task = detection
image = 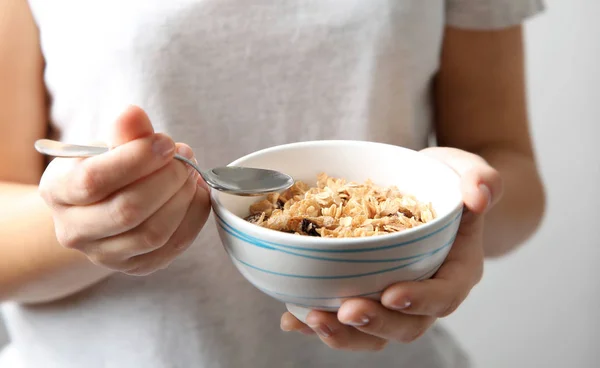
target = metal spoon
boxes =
[34,139,294,196]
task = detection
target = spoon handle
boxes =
[34,139,109,157]
[34,139,203,175]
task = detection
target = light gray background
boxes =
[1,0,598,366]
[444,0,600,367]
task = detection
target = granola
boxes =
[244,173,436,238]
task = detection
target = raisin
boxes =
[301,218,320,237]
[398,209,414,218]
[276,198,285,209]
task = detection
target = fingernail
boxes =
[152,134,175,157]
[389,299,411,311]
[343,315,370,327]
[479,184,493,210]
[309,324,332,338]
[177,145,194,159]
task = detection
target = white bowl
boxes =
[210,140,463,323]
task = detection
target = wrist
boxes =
[476,148,545,257]
[0,182,114,304]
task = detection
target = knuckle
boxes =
[55,223,85,250]
[139,225,170,251]
[122,256,157,276]
[110,197,143,229]
[86,248,129,270]
[87,251,114,268]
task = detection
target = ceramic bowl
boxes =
[210,140,462,322]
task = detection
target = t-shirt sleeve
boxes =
[446,0,545,30]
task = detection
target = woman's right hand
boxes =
[38,106,211,276]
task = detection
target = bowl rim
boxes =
[210,140,464,246]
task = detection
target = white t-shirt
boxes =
[1,1,543,367]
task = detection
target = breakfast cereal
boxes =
[244,173,435,238]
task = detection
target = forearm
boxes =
[433,26,546,257]
[475,147,545,258]
[0,182,113,304]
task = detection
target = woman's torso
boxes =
[1,1,470,367]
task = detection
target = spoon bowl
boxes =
[34,139,294,196]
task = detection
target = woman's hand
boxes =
[38,106,211,276]
[280,147,503,351]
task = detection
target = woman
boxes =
[0,0,546,367]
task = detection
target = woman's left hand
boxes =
[280,147,503,351]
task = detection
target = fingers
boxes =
[40,106,175,206]
[280,312,305,331]
[305,310,388,351]
[281,301,437,350]
[124,179,211,275]
[381,278,469,318]
[381,234,484,317]
[42,133,176,206]
[338,299,435,343]
[281,301,436,350]
[278,148,493,351]
[280,313,315,335]
[281,235,484,348]
[109,105,155,146]
[37,105,211,276]
[337,299,436,343]
[82,163,200,269]
[55,145,193,245]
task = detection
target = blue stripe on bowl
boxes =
[250,259,443,301]
[257,286,382,300]
[214,210,461,253]
[218,218,455,263]
[227,235,456,279]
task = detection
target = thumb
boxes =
[420,147,503,213]
[110,105,155,148]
